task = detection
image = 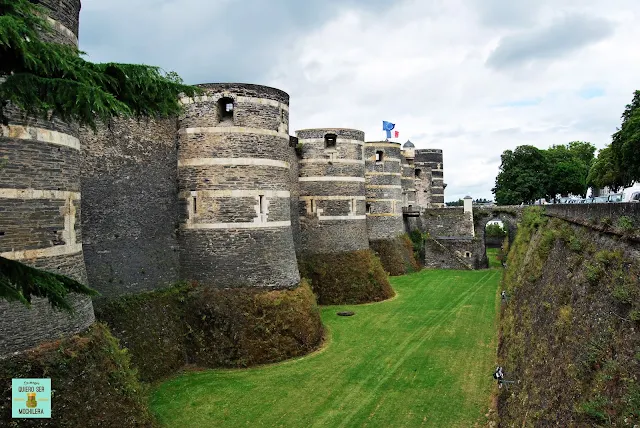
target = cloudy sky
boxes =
[79,0,640,201]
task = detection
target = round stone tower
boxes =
[177,83,299,288]
[295,128,369,253]
[415,149,445,207]
[364,141,405,240]
[0,0,95,356]
[401,141,417,209]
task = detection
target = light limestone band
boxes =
[298,138,364,146]
[1,243,83,260]
[180,95,289,112]
[46,17,78,46]
[299,177,365,182]
[178,158,290,169]
[298,159,364,165]
[1,125,80,150]
[300,215,367,221]
[180,190,290,198]
[182,221,291,230]
[367,185,403,189]
[365,143,401,148]
[366,213,403,217]
[180,127,289,139]
[0,189,80,200]
[299,195,366,201]
[366,172,402,176]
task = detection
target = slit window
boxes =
[218,97,234,123]
[324,133,337,149]
[375,151,384,162]
[415,169,422,178]
[366,202,372,214]
[259,195,265,214]
[351,198,357,215]
[310,199,316,214]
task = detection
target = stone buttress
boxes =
[0,0,94,356]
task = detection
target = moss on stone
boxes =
[0,323,156,427]
[370,235,420,276]
[498,207,640,426]
[186,280,323,368]
[94,284,191,382]
[298,249,394,305]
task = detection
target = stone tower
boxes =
[364,141,405,240]
[177,83,299,288]
[0,0,95,355]
[401,140,417,209]
[415,149,445,207]
[295,128,369,254]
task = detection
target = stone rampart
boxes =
[79,117,180,301]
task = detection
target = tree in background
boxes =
[587,145,626,192]
[0,0,199,310]
[611,90,640,186]
[446,199,464,207]
[492,145,549,205]
[485,223,507,238]
[545,142,595,201]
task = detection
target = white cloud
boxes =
[266,0,640,201]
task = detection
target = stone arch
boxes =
[472,207,522,269]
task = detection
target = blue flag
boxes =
[383,121,395,139]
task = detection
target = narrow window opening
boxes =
[259,195,265,214]
[217,97,234,123]
[465,252,471,258]
[0,231,5,236]
[351,198,357,215]
[324,133,337,149]
[193,195,197,214]
[310,199,316,214]
[375,151,384,162]
[415,168,422,178]
[366,202,372,214]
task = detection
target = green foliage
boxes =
[0,323,155,426]
[617,215,634,231]
[611,90,640,185]
[0,0,200,128]
[299,250,394,305]
[492,142,596,204]
[587,145,626,192]
[295,142,304,156]
[0,257,98,313]
[485,222,506,238]
[493,145,549,205]
[408,230,428,263]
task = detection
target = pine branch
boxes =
[0,256,99,313]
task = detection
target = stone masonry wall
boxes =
[365,142,405,240]
[79,117,180,301]
[296,128,369,254]
[0,0,94,355]
[421,208,474,238]
[34,0,80,46]
[415,149,444,207]
[177,83,300,288]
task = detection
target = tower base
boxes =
[369,235,421,276]
[298,249,394,305]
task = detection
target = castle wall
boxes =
[415,149,444,207]
[365,141,405,240]
[34,0,80,47]
[296,128,369,254]
[421,208,474,238]
[177,83,299,288]
[79,117,180,300]
[0,0,94,355]
[400,154,416,208]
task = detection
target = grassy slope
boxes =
[150,268,501,428]
[486,248,502,269]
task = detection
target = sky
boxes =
[78,0,640,201]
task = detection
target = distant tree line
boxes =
[445,198,493,207]
[492,90,640,205]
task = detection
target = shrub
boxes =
[617,216,634,231]
[370,236,420,276]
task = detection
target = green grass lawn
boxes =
[486,248,503,269]
[150,268,501,427]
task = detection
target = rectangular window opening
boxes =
[192,196,197,214]
[375,151,384,162]
[259,195,265,214]
[366,202,372,214]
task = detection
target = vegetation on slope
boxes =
[498,207,640,426]
[151,269,501,428]
[298,249,394,305]
[0,324,155,427]
[370,234,421,276]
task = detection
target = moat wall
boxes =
[498,206,640,426]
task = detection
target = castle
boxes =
[0,0,446,356]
